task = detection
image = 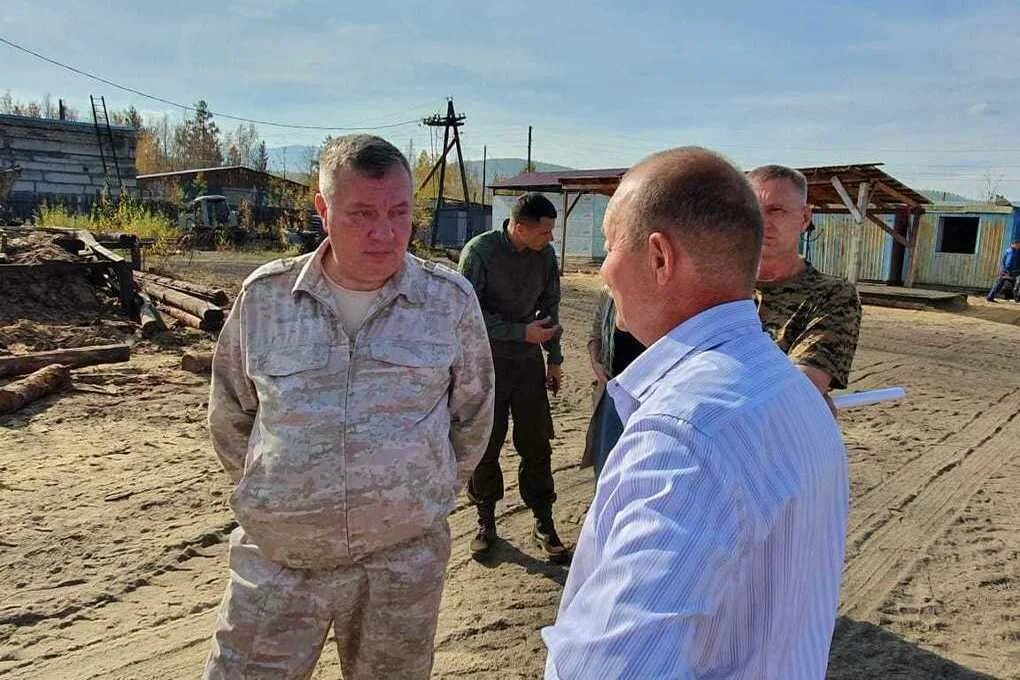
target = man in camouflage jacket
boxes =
[749,165,862,395]
[204,136,494,680]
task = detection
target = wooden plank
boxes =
[866,212,910,248]
[564,193,582,220]
[904,212,922,288]
[560,192,570,275]
[0,344,130,380]
[873,180,921,208]
[75,229,134,315]
[830,176,862,222]
[847,181,871,283]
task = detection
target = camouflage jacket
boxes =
[754,262,862,390]
[208,245,495,568]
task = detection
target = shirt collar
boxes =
[608,299,760,420]
[291,240,426,307]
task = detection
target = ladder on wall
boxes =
[90,95,123,195]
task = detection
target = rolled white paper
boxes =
[831,387,907,411]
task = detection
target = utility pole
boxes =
[480,145,487,208]
[527,125,533,173]
[420,98,472,247]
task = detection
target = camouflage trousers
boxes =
[203,522,451,680]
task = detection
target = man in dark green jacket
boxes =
[458,193,569,562]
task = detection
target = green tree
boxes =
[174,100,223,168]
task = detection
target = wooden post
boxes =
[452,119,472,229]
[527,126,533,172]
[430,113,452,247]
[847,182,871,284]
[560,192,570,275]
[904,211,923,288]
[480,146,487,209]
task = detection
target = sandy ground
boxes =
[1,252,1018,679]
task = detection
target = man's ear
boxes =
[647,232,676,287]
[800,205,813,234]
[314,193,329,234]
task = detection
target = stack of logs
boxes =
[133,271,229,334]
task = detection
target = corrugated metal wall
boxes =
[805,214,893,282]
[491,192,608,258]
[912,211,1009,289]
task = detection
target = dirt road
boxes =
[1,255,1017,679]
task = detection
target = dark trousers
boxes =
[468,354,556,518]
[987,269,1020,300]
[587,389,625,480]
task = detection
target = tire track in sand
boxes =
[839,388,1020,619]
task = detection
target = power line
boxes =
[0,35,424,131]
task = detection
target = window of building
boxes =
[937,216,980,254]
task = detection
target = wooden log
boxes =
[0,344,130,380]
[181,350,213,374]
[135,291,166,336]
[139,280,224,329]
[134,270,229,306]
[0,364,72,414]
[158,303,208,331]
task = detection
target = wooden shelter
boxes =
[491,163,931,285]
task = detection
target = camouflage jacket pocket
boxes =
[254,343,330,376]
[367,339,455,368]
[356,339,454,419]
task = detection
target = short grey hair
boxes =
[747,164,808,203]
[318,134,411,199]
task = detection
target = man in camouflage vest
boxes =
[204,135,494,679]
[748,165,862,396]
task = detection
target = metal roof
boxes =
[491,162,930,211]
[797,163,930,210]
[490,168,627,194]
[137,165,306,186]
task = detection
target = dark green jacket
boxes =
[458,227,563,364]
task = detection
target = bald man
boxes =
[543,148,848,679]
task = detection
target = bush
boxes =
[37,193,178,259]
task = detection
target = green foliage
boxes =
[36,194,177,257]
[173,100,223,168]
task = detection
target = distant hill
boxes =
[465,158,572,185]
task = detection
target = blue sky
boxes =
[3,0,1019,198]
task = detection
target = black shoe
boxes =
[470,514,497,555]
[987,297,998,303]
[533,519,571,563]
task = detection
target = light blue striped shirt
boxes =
[543,300,849,679]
